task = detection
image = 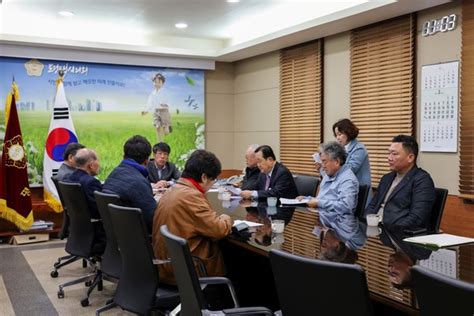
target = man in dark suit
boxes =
[240,145,298,200]
[365,135,435,232]
[63,148,105,252]
[147,142,181,188]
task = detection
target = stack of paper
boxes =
[403,233,474,249]
[279,197,311,205]
[27,220,54,231]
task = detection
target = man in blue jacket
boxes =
[103,135,156,234]
[365,135,435,232]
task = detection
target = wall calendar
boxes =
[420,61,459,152]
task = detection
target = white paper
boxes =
[226,186,242,196]
[403,233,474,248]
[312,152,321,163]
[280,197,311,205]
[233,220,263,228]
[420,61,459,152]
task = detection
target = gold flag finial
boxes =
[55,70,65,87]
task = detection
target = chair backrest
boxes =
[94,191,122,279]
[52,177,69,239]
[57,181,95,258]
[355,184,370,219]
[294,174,320,197]
[412,265,474,316]
[160,225,207,315]
[108,204,159,315]
[430,188,448,233]
[270,249,373,316]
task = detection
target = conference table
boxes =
[206,191,474,314]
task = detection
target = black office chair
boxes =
[56,181,104,306]
[412,265,474,316]
[50,177,86,278]
[160,225,273,315]
[89,191,123,310]
[294,174,319,197]
[430,188,448,233]
[96,204,179,315]
[269,249,373,316]
[355,184,370,219]
[94,191,122,280]
[404,187,448,236]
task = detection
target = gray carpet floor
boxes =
[0,239,134,315]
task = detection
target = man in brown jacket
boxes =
[152,149,233,284]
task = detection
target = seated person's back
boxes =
[63,148,105,253]
[103,135,157,234]
[152,150,232,285]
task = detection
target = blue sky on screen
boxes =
[0,57,204,113]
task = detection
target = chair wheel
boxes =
[80,298,89,307]
[50,270,59,278]
[85,280,92,287]
[57,290,64,299]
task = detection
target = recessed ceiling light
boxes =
[58,10,74,17]
[175,22,188,29]
[227,0,240,3]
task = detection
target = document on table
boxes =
[403,233,474,249]
[280,197,311,205]
[233,220,263,228]
[226,186,242,196]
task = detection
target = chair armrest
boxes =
[199,277,239,308]
[152,259,170,265]
[222,306,273,315]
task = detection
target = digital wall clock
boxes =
[422,14,457,37]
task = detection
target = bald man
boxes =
[241,144,260,190]
[63,148,105,252]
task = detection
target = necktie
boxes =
[265,174,271,190]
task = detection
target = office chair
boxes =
[294,174,320,197]
[56,181,104,306]
[160,225,273,316]
[50,177,86,278]
[404,187,448,236]
[85,191,123,309]
[412,265,474,316]
[269,249,373,316]
[429,188,448,233]
[96,204,179,315]
[355,184,370,219]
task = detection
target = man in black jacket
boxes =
[240,145,298,200]
[147,142,181,189]
[365,135,435,232]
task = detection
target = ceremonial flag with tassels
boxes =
[0,82,34,231]
[43,77,78,212]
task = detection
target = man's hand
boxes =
[314,162,321,172]
[219,214,232,224]
[240,190,253,199]
[307,198,318,208]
